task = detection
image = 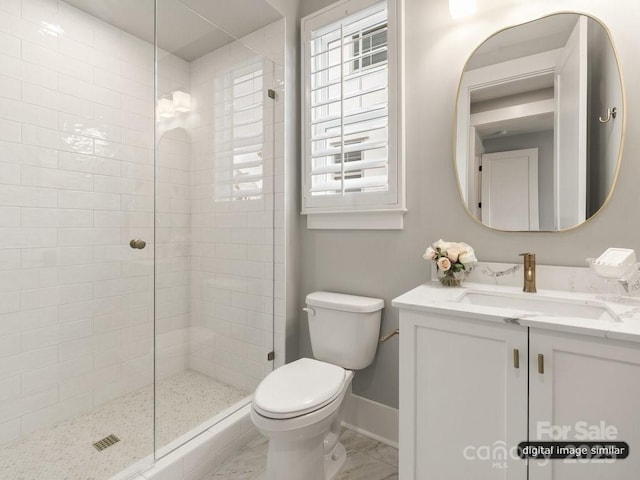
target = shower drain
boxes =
[93,434,121,451]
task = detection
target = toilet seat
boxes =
[253,358,346,419]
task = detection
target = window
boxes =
[353,24,387,71]
[334,148,364,192]
[301,0,405,229]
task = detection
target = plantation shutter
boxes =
[304,0,397,210]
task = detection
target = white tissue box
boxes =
[589,248,637,278]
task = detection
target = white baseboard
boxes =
[341,393,398,448]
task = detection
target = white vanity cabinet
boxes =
[399,310,528,479]
[399,310,640,480]
[529,328,640,480]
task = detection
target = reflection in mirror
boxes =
[455,13,624,231]
[214,59,266,202]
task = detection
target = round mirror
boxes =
[454,13,624,231]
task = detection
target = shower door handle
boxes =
[129,239,146,249]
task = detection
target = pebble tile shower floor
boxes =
[207,428,398,480]
[0,370,247,480]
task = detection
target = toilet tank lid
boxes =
[306,291,384,313]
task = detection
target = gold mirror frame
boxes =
[453,11,626,232]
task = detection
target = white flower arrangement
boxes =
[423,239,477,285]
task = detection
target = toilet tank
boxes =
[305,291,384,370]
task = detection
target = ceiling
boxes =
[466,14,583,141]
[470,74,554,104]
[64,0,282,61]
[475,112,554,140]
[466,14,579,70]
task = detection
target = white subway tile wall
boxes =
[0,0,159,446]
[155,75,192,383]
[188,20,285,392]
[0,0,285,452]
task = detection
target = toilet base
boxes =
[256,441,347,480]
[325,441,347,480]
[250,369,354,480]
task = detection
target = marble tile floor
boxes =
[0,370,247,480]
[207,427,398,480]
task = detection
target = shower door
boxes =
[154,0,277,457]
[0,0,279,476]
[0,1,157,478]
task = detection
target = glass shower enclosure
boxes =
[0,1,279,478]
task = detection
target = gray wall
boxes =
[297,0,639,409]
[587,17,624,217]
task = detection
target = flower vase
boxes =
[436,268,465,287]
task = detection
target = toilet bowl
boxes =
[250,292,384,480]
[251,358,354,480]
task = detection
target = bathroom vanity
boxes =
[394,263,640,479]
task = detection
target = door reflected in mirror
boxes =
[454,13,624,231]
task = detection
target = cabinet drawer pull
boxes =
[538,353,544,374]
[513,348,520,369]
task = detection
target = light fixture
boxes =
[157,97,175,119]
[172,90,191,113]
[449,0,476,19]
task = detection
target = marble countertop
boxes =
[392,280,640,344]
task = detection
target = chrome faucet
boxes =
[520,253,536,293]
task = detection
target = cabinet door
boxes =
[529,329,640,479]
[400,311,528,480]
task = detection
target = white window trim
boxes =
[301,0,405,230]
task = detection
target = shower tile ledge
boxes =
[126,404,259,480]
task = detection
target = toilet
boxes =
[250,291,384,480]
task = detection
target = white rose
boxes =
[459,251,477,265]
[432,239,450,251]
[458,242,473,252]
[446,245,464,263]
[437,257,451,272]
[423,247,437,260]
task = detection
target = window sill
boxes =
[305,209,407,230]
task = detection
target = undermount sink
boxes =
[455,290,619,322]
